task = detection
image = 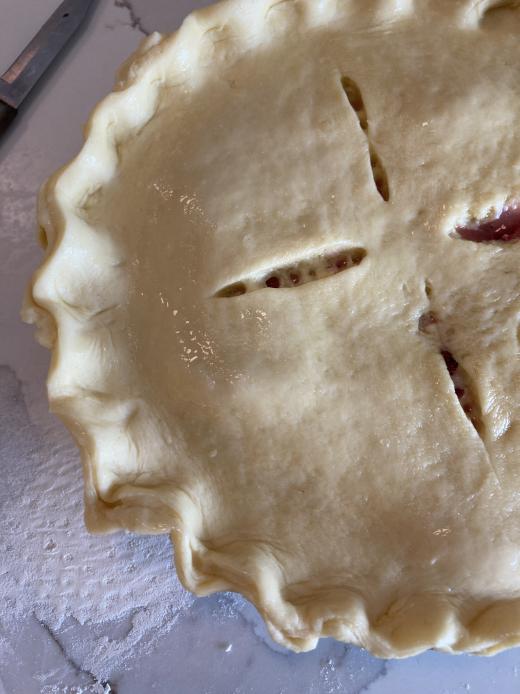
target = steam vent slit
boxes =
[341,76,390,202]
[215,246,367,298]
[452,204,520,243]
[417,282,484,438]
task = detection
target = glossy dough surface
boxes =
[24,0,520,657]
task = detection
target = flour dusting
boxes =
[0,365,194,679]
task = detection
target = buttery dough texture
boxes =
[23,0,520,657]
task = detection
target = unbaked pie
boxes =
[23,0,520,657]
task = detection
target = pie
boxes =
[23,0,520,657]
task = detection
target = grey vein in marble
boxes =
[36,617,112,693]
[114,0,150,35]
[358,661,388,693]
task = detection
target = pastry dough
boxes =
[23,0,520,657]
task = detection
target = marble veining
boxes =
[37,618,112,693]
[113,0,150,36]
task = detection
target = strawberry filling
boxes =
[441,350,481,431]
[441,350,458,376]
[456,204,520,243]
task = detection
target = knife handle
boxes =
[0,101,17,138]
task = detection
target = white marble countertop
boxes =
[2,1,520,692]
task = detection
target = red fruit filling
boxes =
[441,350,481,432]
[263,248,366,289]
[265,276,281,288]
[441,350,458,376]
[456,204,520,243]
[217,247,367,297]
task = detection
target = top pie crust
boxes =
[23,0,520,657]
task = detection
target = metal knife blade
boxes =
[0,0,95,111]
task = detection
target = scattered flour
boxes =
[0,365,194,681]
